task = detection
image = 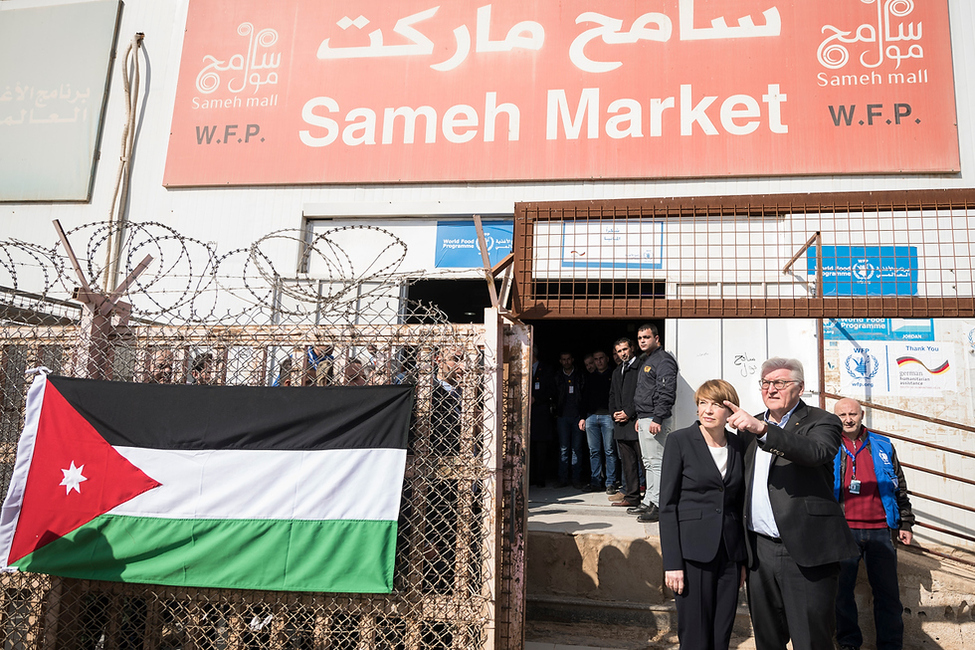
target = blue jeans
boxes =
[585,414,618,488]
[556,416,586,484]
[835,528,904,650]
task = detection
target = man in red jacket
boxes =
[832,398,915,650]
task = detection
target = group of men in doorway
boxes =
[530,323,677,524]
[529,326,916,650]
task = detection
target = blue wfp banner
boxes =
[824,319,934,341]
[807,246,917,296]
[435,221,513,268]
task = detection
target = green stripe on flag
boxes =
[14,514,397,593]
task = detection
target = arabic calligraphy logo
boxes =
[844,353,880,379]
[853,260,876,282]
[196,23,281,95]
[817,0,922,71]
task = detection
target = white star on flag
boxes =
[60,461,88,495]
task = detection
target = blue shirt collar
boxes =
[764,400,801,427]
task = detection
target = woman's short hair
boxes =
[694,379,740,409]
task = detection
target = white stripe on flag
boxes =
[112,447,406,521]
[0,374,47,567]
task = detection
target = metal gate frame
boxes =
[512,189,975,320]
[0,309,532,650]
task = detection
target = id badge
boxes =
[849,479,861,495]
[535,382,540,390]
[568,385,574,394]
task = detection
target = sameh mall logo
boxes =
[195,23,282,95]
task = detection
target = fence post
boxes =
[481,307,504,650]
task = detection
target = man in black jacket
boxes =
[579,350,618,493]
[726,357,857,650]
[529,347,557,487]
[632,323,678,522]
[607,338,642,508]
[555,351,586,488]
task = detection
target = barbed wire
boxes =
[0,222,485,327]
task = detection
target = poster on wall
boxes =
[0,1,121,201]
[163,0,959,186]
[808,246,918,296]
[825,318,934,341]
[559,221,664,270]
[838,340,955,396]
[434,220,512,268]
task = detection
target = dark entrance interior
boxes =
[406,279,499,323]
[406,278,665,362]
[526,318,665,368]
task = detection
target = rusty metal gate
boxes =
[512,189,975,320]
[510,188,975,549]
[0,222,532,650]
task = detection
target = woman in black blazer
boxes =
[660,379,747,650]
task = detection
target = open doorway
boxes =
[526,318,666,368]
[405,279,500,323]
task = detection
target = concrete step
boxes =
[526,619,676,650]
[526,595,753,650]
[525,618,758,650]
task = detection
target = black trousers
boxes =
[529,438,552,486]
[746,533,840,650]
[676,544,741,650]
[615,437,642,503]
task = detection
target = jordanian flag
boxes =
[0,373,413,593]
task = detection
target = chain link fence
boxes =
[0,222,530,650]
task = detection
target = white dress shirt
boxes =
[748,402,800,538]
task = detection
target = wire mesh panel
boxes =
[514,190,975,319]
[0,224,530,650]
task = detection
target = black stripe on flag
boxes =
[48,376,414,451]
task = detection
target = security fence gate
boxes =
[0,222,532,650]
[509,188,975,550]
[512,189,975,320]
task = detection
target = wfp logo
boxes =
[845,353,880,379]
[853,260,876,282]
[477,233,496,254]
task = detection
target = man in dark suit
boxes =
[607,337,642,508]
[725,357,857,650]
[529,347,557,487]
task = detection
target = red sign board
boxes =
[163,0,959,185]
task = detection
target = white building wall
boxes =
[1,0,974,270]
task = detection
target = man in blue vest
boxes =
[832,398,915,650]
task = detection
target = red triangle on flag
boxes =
[8,381,161,564]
